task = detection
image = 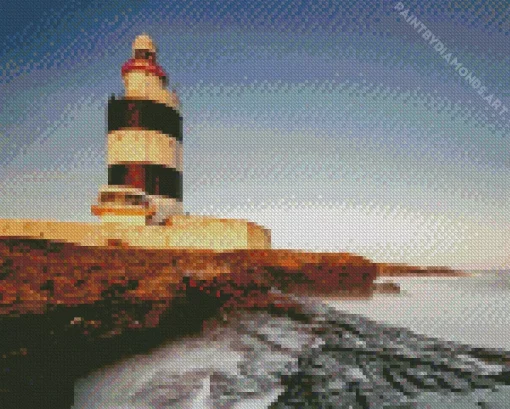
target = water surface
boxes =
[321,271,510,350]
[73,272,510,408]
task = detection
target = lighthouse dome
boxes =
[132,34,156,53]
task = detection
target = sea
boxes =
[73,271,510,408]
[322,271,510,351]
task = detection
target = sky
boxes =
[0,0,508,269]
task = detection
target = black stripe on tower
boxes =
[108,164,183,200]
[108,99,182,141]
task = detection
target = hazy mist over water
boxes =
[322,271,510,350]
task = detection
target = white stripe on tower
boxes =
[107,130,183,171]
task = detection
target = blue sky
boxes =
[0,0,508,268]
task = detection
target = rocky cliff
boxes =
[0,237,375,408]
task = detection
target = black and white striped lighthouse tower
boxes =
[93,34,183,225]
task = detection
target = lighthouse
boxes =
[92,34,183,225]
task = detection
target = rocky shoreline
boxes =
[0,237,375,407]
[0,237,501,408]
[0,290,220,408]
[270,300,510,408]
[376,263,468,277]
[74,296,510,409]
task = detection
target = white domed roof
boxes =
[132,34,156,53]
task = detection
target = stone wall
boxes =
[0,215,271,250]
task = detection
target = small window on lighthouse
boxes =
[126,195,143,206]
[100,192,115,203]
